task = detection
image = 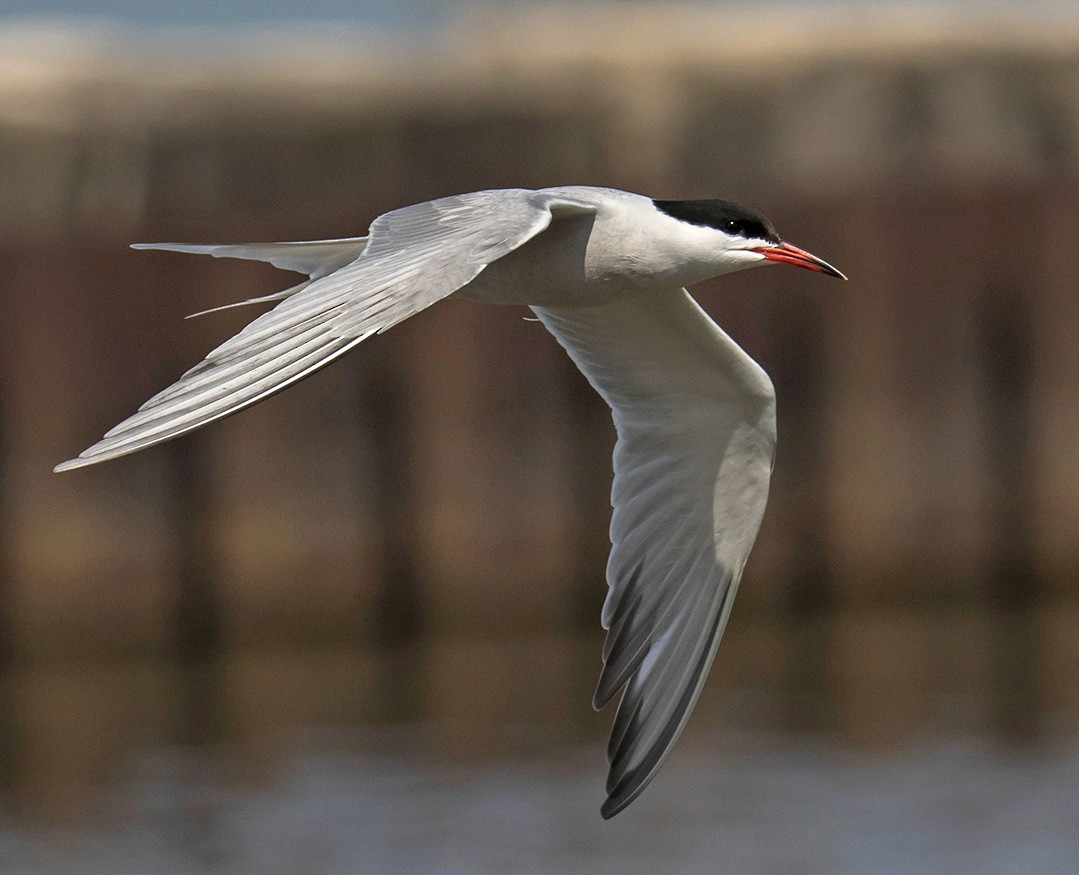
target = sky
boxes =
[0,0,1042,27]
[0,0,1057,41]
[0,0,464,30]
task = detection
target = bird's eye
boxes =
[724,220,743,236]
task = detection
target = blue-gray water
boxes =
[1,730,1076,873]
[0,631,1076,875]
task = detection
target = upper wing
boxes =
[56,189,596,471]
[533,289,776,818]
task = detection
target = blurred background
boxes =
[1,0,1078,871]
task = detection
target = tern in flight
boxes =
[57,186,845,817]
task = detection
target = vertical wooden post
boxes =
[977,276,1043,741]
[767,289,835,731]
[0,354,12,673]
[0,348,19,807]
[166,432,223,665]
[165,432,226,866]
[363,343,425,647]
[349,338,426,724]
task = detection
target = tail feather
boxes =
[185,280,309,319]
[130,237,368,279]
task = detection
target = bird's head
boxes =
[652,198,847,280]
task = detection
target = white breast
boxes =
[460,188,731,307]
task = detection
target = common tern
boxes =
[56,186,845,817]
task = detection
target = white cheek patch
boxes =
[726,249,770,268]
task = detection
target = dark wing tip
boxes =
[599,740,667,820]
[600,795,628,820]
[598,597,731,818]
[600,761,657,819]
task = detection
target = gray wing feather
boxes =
[57,189,596,471]
[533,289,776,818]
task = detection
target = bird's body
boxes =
[461,187,772,306]
[57,185,844,817]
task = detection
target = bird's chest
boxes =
[460,214,700,307]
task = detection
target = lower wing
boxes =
[533,289,777,817]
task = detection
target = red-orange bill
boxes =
[752,242,846,280]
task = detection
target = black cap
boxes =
[652,199,780,244]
